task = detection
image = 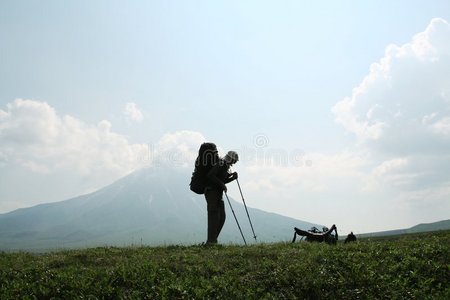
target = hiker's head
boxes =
[224,151,239,165]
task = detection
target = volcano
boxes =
[0,167,318,251]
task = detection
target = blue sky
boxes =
[1,1,450,233]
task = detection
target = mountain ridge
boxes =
[2,167,447,251]
[0,167,319,251]
[358,219,450,238]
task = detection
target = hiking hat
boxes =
[224,151,239,164]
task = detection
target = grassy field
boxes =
[0,231,449,299]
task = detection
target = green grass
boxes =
[1,231,449,299]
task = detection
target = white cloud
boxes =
[431,116,450,136]
[0,99,149,177]
[229,150,374,233]
[333,18,450,149]
[124,102,144,122]
[333,18,450,193]
[239,18,450,232]
[153,130,207,168]
[0,100,211,178]
[244,152,366,194]
[0,99,210,212]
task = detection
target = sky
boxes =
[1,0,450,234]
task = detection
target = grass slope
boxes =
[1,231,449,299]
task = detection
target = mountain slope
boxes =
[407,219,450,233]
[359,219,450,238]
[0,167,318,251]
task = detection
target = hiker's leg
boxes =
[216,197,226,239]
[205,189,221,244]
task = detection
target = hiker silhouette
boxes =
[344,231,357,243]
[204,150,239,245]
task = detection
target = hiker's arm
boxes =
[207,165,227,191]
[224,172,238,184]
[324,224,336,236]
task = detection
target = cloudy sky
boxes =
[1,1,450,234]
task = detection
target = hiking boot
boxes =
[204,240,218,246]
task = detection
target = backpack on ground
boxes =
[190,142,218,194]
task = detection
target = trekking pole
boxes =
[236,178,257,242]
[224,192,247,246]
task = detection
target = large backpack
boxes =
[190,142,218,194]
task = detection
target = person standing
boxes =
[204,151,239,245]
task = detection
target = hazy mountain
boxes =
[407,219,450,233]
[0,166,319,251]
[359,219,450,238]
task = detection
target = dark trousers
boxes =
[205,188,226,244]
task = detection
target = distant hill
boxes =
[407,219,450,233]
[359,219,450,238]
[0,167,319,251]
